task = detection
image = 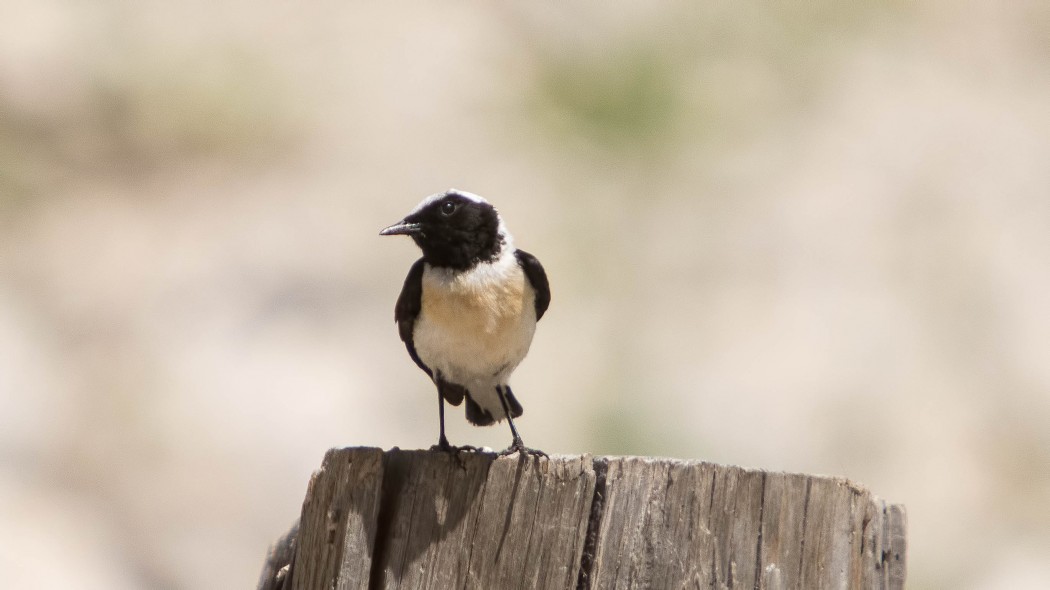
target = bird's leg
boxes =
[429,387,478,455]
[496,386,547,458]
[433,391,453,452]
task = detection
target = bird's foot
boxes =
[430,437,479,455]
[498,436,548,459]
[431,438,479,470]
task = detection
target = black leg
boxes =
[496,386,547,458]
[429,387,478,456]
[435,392,451,451]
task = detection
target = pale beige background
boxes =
[2,2,1049,588]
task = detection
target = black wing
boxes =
[394,258,431,377]
[515,249,550,321]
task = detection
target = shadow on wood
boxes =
[258,448,906,590]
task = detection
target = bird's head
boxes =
[380,189,509,270]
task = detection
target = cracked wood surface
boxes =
[260,448,906,590]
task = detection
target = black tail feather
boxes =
[503,386,524,418]
[465,394,495,426]
[462,387,524,427]
[437,379,466,406]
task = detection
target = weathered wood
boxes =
[289,447,385,590]
[262,448,906,590]
[257,520,298,590]
[370,450,595,589]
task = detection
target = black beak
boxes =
[379,220,423,236]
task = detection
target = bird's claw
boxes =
[430,439,480,468]
[498,437,547,459]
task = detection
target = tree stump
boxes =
[258,447,906,590]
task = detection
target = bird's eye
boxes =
[440,201,458,216]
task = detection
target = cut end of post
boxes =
[258,448,906,590]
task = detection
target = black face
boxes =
[381,192,504,270]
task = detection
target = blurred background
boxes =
[2,1,1049,588]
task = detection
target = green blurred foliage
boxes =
[531,46,686,155]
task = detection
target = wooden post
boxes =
[258,447,906,590]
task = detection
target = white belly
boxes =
[414,258,537,416]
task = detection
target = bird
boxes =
[380,189,550,457]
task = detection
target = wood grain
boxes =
[289,447,385,590]
[369,450,595,590]
[261,448,906,590]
